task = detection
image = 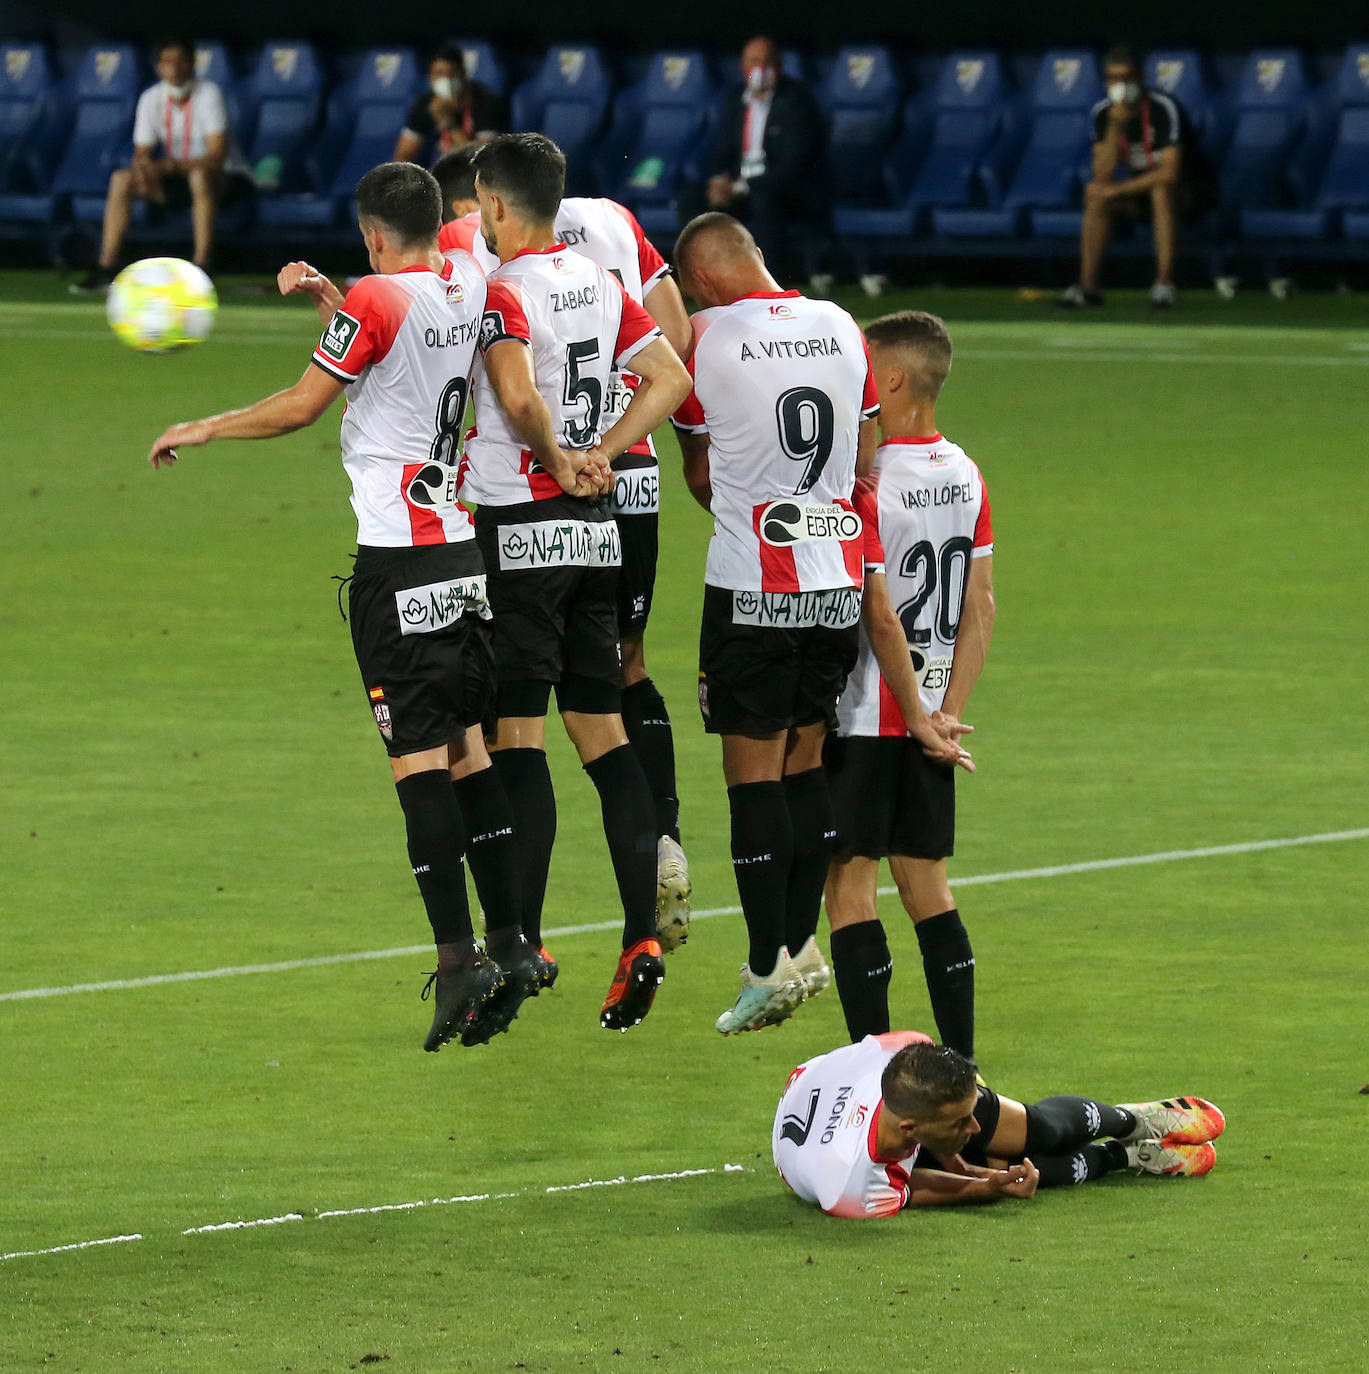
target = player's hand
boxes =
[931,710,975,744]
[148,420,211,469]
[1084,180,1116,205]
[911,717,975,773]
[277,261,331,299]
[990,1159,1039,1199]
[1107,101,1130,125]
[706,173,734,208]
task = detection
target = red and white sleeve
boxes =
[859,337,880,420]
[478,278,531,353]
[853,477,885,573]
[972,468,994,556]
[612,279,663,371]
[311,276,408,383]
[670,351,706,433]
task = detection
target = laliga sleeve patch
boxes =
[320,310,361,361]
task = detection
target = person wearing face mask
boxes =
[393,47,508,165]
[1058,45,1207,311]
[72,37,250,293]
[679,35,823,284]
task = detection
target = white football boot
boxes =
[789,936,832,1000]
[655,835,692,952]
[715,947,806,1035]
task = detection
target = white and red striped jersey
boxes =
[837,435,994,735]
[459,243,662,508]
[773,1032,932,1219]
[310,255,487,547]
[673,291,879,593]
[447,198,671,485]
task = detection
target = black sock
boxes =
[394,770,474,949]
[620,678,680,842]
[1032,1140,1129,1188]
[727,780,793,972]
[583,744,659,948]
[491,748,556,947]
[914,908,976,1060]
[1024,1097,1138,1155]
[829,920,893,1041]
[452,766,521,937]
[782,767,836,956]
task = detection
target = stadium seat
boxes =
[936,50,1100,240]
[1327,47,1369,240]
[52,44,143,224]
[603,50,713,216]
[241,40,324,198]
[511,46,613,195]
[446,38,507,95]
[0,41,65,226]
[821,47,902,207]
[834,52,1011,243]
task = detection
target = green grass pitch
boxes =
[2,272,1367,1371]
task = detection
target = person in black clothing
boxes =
[394,46,507,164]
[680,36,823,281]
[1058,45,1206,310]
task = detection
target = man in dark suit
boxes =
[682,36,823,280]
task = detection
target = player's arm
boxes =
[938,554,994,730]
[1106,144,1181,197]
[904,1160,1038,1207]
[855,415,880,479]
[180,129,227,176]
[1090,115,1122,185]
[147,365,344,467]
[643,275,693,360]
[677,430,712,512]
[862,571,974,772]
[593,338,691,465]
[482,339,602,496]
[393,128,423,163]
[277,261,345,323]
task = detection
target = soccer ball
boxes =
[106,257,217,354]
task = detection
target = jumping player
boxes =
[461,133,691,1031]
[774,1033,1225,1218]
[146,163,542,1054]
[437,149,696,946]
[825,312,994,1060]
[670,211,878,1034]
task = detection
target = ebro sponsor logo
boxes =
[405,462,460,508]
[820,1084,854,1144]
[759,500,861,545]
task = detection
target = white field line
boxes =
[4,1166,748,1263]
[2,827,1364,1007]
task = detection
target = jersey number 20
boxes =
[896,536,973,646]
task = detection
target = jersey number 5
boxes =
[896,536,973,646]
[564,339,603,448]
[775,386,835,495]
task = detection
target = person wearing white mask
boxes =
[393,47,507,165]
[684,35,823,284]
[1058,45,1203,311]
[73,38,250,293]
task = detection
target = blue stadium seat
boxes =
[834,52,1010,241]
[242,41,323,196]
[604,50,713,215]
[1145,50,1211,122]
[193,43,235,96]
[1328,47,1369,240]
[936,50,1100,239]
[821,47,902,207]
[511,46,613,195]
[446,38,506,95]
[0,41,65,227]
[52,44,143,223]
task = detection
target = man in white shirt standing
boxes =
[74,38,249,292]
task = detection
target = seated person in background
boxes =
[679,35,823,283]
[774,1033,1226,1218]
[73,37,250,293]
[393,47,507,164]
[434,146,482,254]
[1058,45,1204,311]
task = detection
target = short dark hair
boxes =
[673,211,755,276]
[156,38,195,63]
[431,45,467,72]
[881,1042,979,1119]
[433,146,480,215]
[864,310,954,400]
[355,161,442,248]
[1104,43,1139,70]
[473,133,565,224]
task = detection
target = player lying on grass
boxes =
[825,311,993,1061]
[773,1033,1224,1218]
[148,163,561,1053]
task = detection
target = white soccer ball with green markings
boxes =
[106,257,217,353]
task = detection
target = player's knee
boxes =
[620,635,647,683]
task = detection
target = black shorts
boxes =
[607,458,660,639]
[697,584,860,736]
[474,494,623,713]
[155,169,253,209]
[348,541,495,758]
[824,734,955,861]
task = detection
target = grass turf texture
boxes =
[2,273,1367,1371]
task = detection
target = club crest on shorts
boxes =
[372,701,393,741]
